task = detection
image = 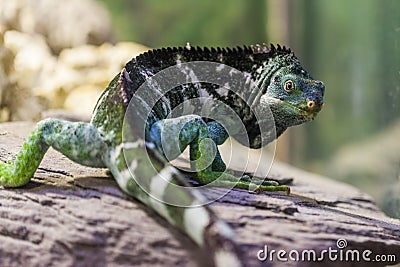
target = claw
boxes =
[240,174,251,182]
[285,186,291,195]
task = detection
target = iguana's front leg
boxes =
[150,115,289,193]
[0,118,106,187]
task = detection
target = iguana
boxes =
[0,43,324,267]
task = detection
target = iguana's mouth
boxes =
[262,96,322,123]
[278,100,320,120]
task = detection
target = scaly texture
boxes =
[0,43,325,267]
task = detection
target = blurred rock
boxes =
[4,31,56,91]
[57,42,148,115]
[328,121,400,180]
[0,31,148,119]
[63,85,103,116]
[382,180,400,219]
[0,0,114,54]
[0,29,44,121]
[327,120,400,217]
[0,1,149,121]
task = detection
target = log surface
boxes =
[0,122,399,267]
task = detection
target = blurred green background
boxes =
[97,0,399,217]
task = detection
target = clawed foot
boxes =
[240,174,292,195]
[187,170,292,194]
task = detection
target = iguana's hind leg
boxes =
[149,115,289,193]
[0,118,106,187]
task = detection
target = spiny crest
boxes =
[136,45,253,63]
[182,43,252,55]
[250,43,299,68]
[133,43,296,74]
[135,43,292,63]
[251,43,291,55]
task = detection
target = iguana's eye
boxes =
[284,80,295,92]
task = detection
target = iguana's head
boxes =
[256,46,325,132]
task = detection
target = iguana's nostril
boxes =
[307,100,316,111]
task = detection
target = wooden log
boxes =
[0,122,399,267]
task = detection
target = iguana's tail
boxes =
[106,141,242,267]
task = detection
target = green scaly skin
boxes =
[0,43,325,267]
